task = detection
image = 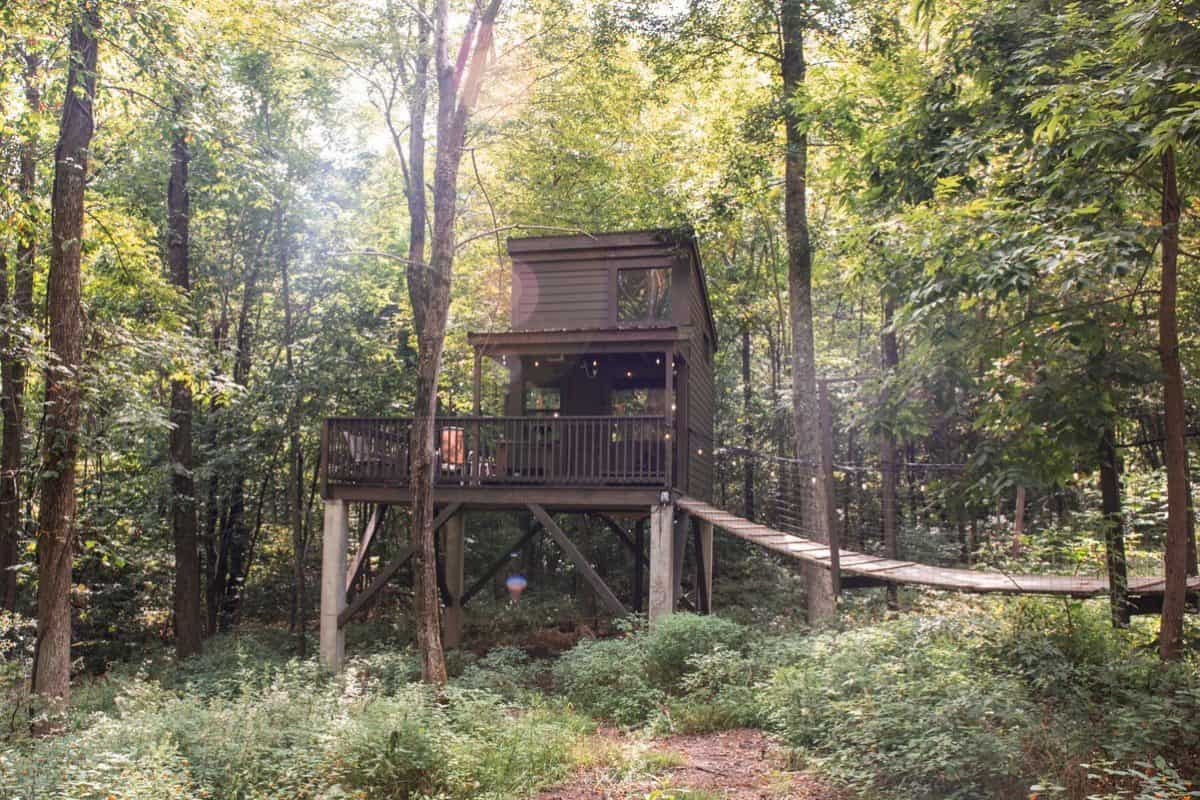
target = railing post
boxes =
[664,351,674,490]
[819,380,841,598]
[320,419,330,499]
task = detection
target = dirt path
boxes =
[538,728,841,800]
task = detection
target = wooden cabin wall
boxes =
[686,255,715,501]
[510,233,679,331]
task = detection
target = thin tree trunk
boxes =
[1012,485,1026,557]
[781,0,833,622]
[1099,422,1129,627]
[168,106,202,658]
[33,2,98,722]
[405,0,503,683]
[0,51,40,611]
[1157,145,1189,661]
[879,292,900,609]
[741,325,754,519]
[278,201,307,657]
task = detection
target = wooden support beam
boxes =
[593,513,649,568]
[320,499,349,670]
[696,519,713,613]
[336,503,462,629]
[633,517,646,612]
[345,504,387,592]
[443,513,465,648]
[818,380,841,598]
[338,544,417,628]
[673,511,689,607]
[649,498,675,624]
[461,523,542,607]
[527,503,627,616]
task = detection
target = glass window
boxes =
[524,384,561,416]
[611,387,664,416]
[617,267,671,322]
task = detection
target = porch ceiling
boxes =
[467,325,691,356]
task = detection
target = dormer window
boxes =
[617,267,671,323]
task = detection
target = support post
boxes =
[697,519,713,613]
[664,351,674,489]
[320,499,349,671]
[649,496,675,624]
[673,510,689,607]
[633,517,646,612]
[442,512,465,648]
[818,380,841,597]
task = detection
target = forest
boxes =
[1,0,1199,797]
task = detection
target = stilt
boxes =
[442,512,465,648]
[697,519,713,613]
[320,499,349,671]
[672,510,689,607]
[649,497,675,624]
[633,518,646,613]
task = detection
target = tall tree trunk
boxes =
[218,233,264,630]
[406,0,502,683]
[879,292,899,609]
[1099,422,1129,627]
[278,203,307,657]
[34,2,99,720]
[168,108,203,658]
[741,325,755,519]
[1157,145,1189,661]
[781,0,834,622]
[0,51,40,611]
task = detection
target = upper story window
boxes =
[617,267,671,323]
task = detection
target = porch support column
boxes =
[649,495,675,625]
[320,498,349,671]
[442,512,466,648]
[697,519,713,613]
[672,510,689,607]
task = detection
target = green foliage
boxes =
[762,600,1200,799]
[0,633,591,800]
[553,614,754,727]
[553,634,666,726]
[643,613,750,688]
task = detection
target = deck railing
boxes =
[324,415,671,488]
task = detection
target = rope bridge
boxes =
[696,449,1199,600]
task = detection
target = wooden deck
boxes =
[676,496,1200,599]
[324,415,672,491]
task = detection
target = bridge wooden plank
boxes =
[677,495,1195,599]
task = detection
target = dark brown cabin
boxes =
[318,229,719,668]
[321,228,718,508]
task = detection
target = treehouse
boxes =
[318,229,719,669]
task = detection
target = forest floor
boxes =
[538,727,840,800]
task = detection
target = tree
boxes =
[1157,143,1188,659]
[407,0,504,683]
[34,0,100,720]
[167,96,203,658]
[781,0,835,621]
[0,45,42,611]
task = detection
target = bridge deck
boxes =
[676,496,1199,598]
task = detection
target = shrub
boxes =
[669,647,762,733]
[456,646,542,698]
[762,616,1032,799]
[643,614,750,689]
[552,635,664,725]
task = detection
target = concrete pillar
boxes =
[672,511,689,607]
[320,499,349,671]
[443,512,465,648]
[649,499,675,625]
[698,519,713,613]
